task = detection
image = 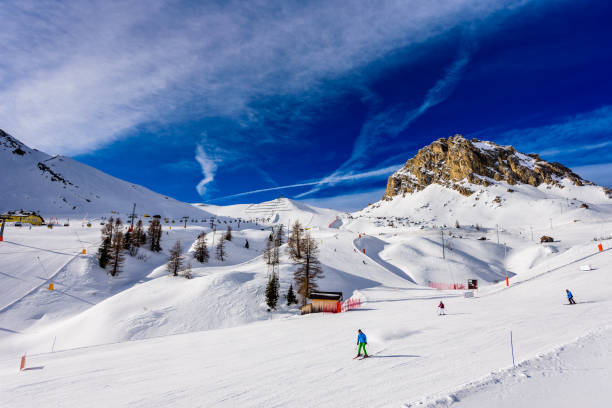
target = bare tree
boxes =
[293,233,324,304]
[216,236,226,261]
[148,219,162,252]
[167,240,183,276]
[225,225,232,241]
[194,232,209,263]
[109,230,125,277]
[287,220,304,260]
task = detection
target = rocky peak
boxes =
[384,134,597,199]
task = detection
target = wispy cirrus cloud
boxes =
[1,0,529,157]
[210,164,400,201]
[296,46,470,198]
[474,105,612,164]
[195,145,218,196]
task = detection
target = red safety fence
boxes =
[428,282,466,290]
[341,298,362,312]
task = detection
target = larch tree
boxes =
[264,237,274,265]
[148,219,162,252]
[97,217,114,268]
[287,220,304,260]
[216,236,226,261]
[109,230,125,277]
[293,233,324,304]
[194,232,209,263]
[167,240,183,276]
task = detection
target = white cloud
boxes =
[0,0,530,155]
[195,145,218,196]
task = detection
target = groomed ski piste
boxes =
[1,190,612,407]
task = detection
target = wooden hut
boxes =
[300,291,343,314]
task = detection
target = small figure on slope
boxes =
[566,289,576,305]
[438,301,445,315]
[355,329,368,359]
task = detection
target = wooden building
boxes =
[300,291,343,314]
[1,211,45,226]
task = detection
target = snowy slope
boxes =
[1,234,611,407]
[0,129,211,218]
[195,197,341,228]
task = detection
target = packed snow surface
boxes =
[1,179,612,407]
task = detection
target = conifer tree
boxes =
[293,233,324,304]
[216,236,226,261]
[225,225,232,241]
[148,219,162,252]
[97,235,111,268]
[286,284,297,306]
[287,220,304,260]
[194,232,209,263]
[265,272,280,310]
[167,240,183,276]
[244,239,249,249]
[109,230,125,277]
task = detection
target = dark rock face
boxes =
[384,135,596,199]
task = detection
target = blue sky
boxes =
[2,1,611,211]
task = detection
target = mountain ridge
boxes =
[384,134,611,200]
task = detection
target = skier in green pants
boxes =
[356,329,368,358]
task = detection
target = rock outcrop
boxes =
[384,134,597,199]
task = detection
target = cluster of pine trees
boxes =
[97,217,161,276]
[265,221,322,311]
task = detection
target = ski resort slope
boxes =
[0,130,212,218]
[196,197,341,228]
[1,234,611,407]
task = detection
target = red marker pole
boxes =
[20,355,26,371]
[506,276,509,287]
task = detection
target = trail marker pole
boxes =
[510,331,515,368]
[20,354,26,371]
[504,242,508,286]
[496,224,500,245]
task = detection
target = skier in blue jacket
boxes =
[566,289,576,305]
[356,329,368,358]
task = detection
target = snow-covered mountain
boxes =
[195,197,341,228]
[0,129,210,218]
[350,135,612,229]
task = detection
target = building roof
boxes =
[310,291,343,301]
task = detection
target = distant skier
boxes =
[438,301,445,315]
[566,289,576,305]
[355,329,368,358]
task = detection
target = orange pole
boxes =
[362,248,365,254]
[20,355,25,371]
[506,277,509,286]
[598,243,603,252]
